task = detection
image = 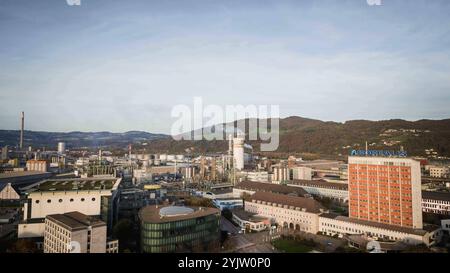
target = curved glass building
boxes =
[139,205,220,253]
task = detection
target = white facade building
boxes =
[0,183,20,200]
[44,211,108,253]
[287,180,349,202]
[422,191,450,215]
[244,191,326,233]
[272,166,289,183]
[319,214,437,246]
[429,166,449,178]
[57,142,66,154]
[241,171,269,182]
[18,177,122,238]
[292,167,312,180]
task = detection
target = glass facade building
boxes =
[139,206,220,253]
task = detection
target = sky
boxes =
[0,0,450,134]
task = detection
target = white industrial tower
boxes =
[233,135,245,170]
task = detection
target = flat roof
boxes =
[47,211,105,231]
[139,205,219,224]
[0,171,50,179]
[235,181,308,196]
[323,214,427,236]
[422,190,450,202]
[249,191,325,214]
[25,177,120,193]
[288,179,349,191]
[231,208,268,223]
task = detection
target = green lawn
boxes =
[272,239,314,253]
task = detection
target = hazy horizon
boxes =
[1,115,449,134]
[1,0,450,134]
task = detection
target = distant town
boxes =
[1,112,450,254]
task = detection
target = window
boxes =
[47,199,51,203]
[92,198,96,202]
[35,200,40,204]
[70,198,74,202]
[81,198,85,202]
[59,199,63,203]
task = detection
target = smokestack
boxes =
[20,112,24,150]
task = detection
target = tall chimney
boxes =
[20,111,24,150]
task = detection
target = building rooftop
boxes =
[422,190,450,202]
[46,211,105,231]
[24,177,121,193]
[322,214,428,236]
[231,208,269,223]
[139,205,219,224]
[288,179,349,191]
[235,181,308,197]
[0,171,50,180]
[249,191,326,214]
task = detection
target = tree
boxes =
[112,219,134,252]
[221,208,233,222]
[9,239,39,253]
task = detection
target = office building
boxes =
[422,191,450,215]
[139,205,220,253]
[429,166,449,178]
[241,171,269,182]
[348,156,422,229]
[18,177,122,238]
[44,211,108,253]
[287,179,349,202]
[231,208,270,232]
[319,213,440,246]
[244,191,326,233]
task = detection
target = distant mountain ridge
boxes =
[1,116,450,157]
[143,116,450,157]
[0,130,168,149]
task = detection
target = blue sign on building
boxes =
[350,149,407,157]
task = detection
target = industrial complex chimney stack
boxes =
[20,111,24,150]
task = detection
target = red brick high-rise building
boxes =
[348,156,422,229]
